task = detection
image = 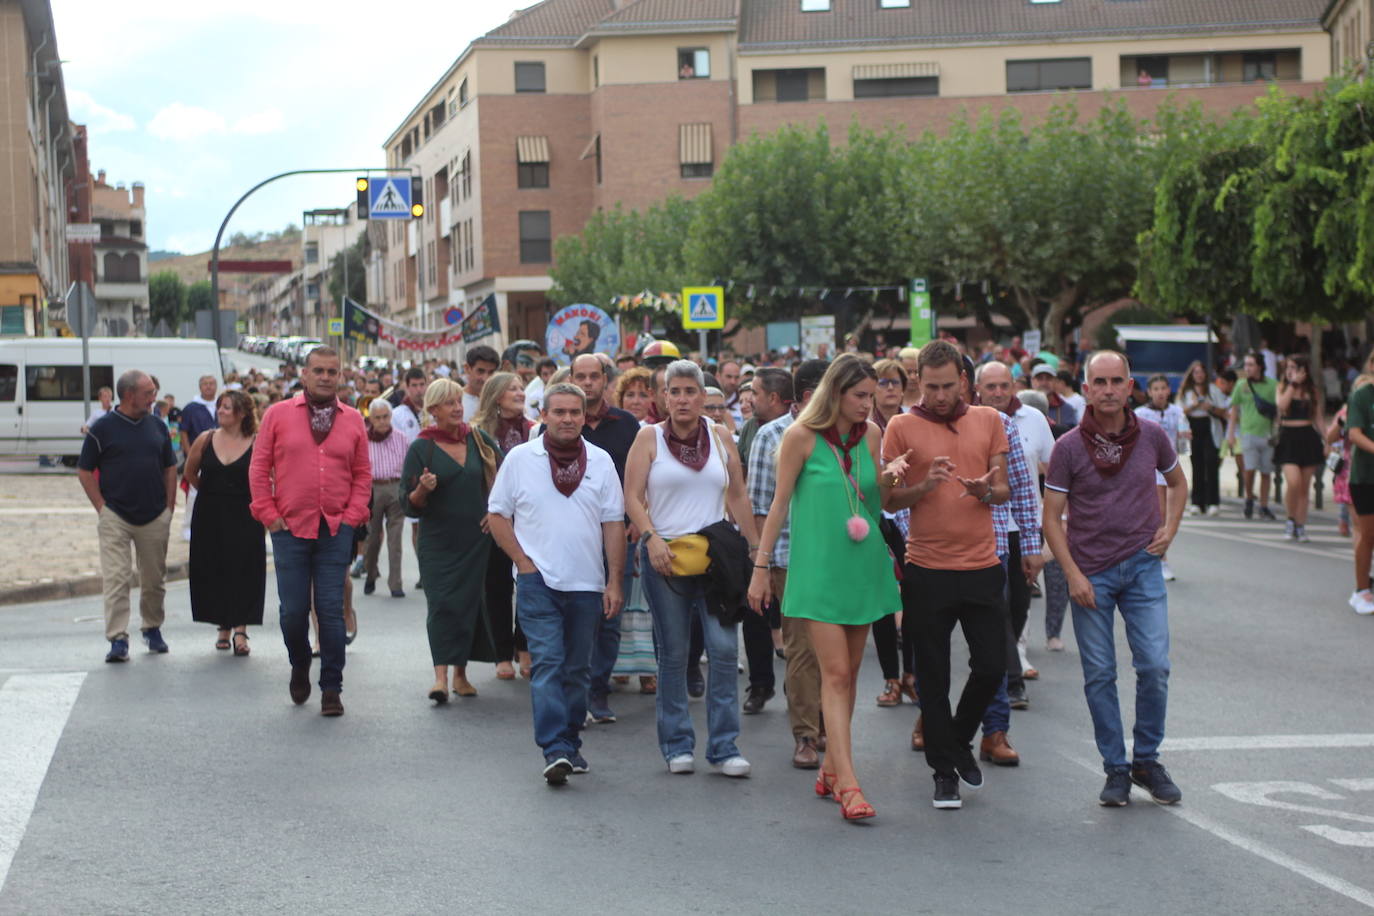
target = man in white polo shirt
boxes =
[487,382,626,786]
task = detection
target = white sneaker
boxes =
[1161,560,1176,582]
[1186,505,1200,517]
[1206,505,1221,516]
[713,755,751,777]
[667,753,695,774]
[1046,637,1065,652]
[1349,591,1374,616]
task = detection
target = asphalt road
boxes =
[1,510,1371,915]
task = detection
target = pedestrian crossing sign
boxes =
[368,177,412,219]
[681,286,725,329]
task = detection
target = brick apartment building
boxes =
[370,0,1332,359]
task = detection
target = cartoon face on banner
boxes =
[546,304,619,366]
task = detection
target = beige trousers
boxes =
[362,480,405,592]
[98,506,172,641]
[776,568,822,740]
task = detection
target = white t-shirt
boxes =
[462,391,481,424]
[392,401,422,444]
[1064,392,1086,420]
[523,377,546,422]
[1011,405,1055,476]
[487,435,624,592]
[85,406,109,430]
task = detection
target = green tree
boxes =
[148,270,187,329]
[328,234,368,305]
[186,280,214,316]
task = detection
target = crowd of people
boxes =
[72,330,1374,816]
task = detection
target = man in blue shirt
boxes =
[77,369,178,662]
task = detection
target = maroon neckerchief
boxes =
[1001,396,1022,417]
[545,435,588,497]
[662,417,710,471]
[419,424,470,446]
[366,422,391,443]
[586,397,611,425]
[820,423,866,475]
[647,400,666,425]
[1078,406,1141,477]
[305,395,338,445]
[871,408,891,433]
[910,400,969,434]
[495,413,531,454]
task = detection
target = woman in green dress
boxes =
[403,378,502,703]
[748,354,907,821]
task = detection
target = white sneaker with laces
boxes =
[1349,591,1374,616]
[1160,560,1176,582]
[667,753,695,774]
[713,756,752,777]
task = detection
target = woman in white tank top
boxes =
[624,360,759,777]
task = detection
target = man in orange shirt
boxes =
[883,340,1010,810]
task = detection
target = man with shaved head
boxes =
[1042,350,1186,807]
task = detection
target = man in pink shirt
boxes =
[250,347,372,717]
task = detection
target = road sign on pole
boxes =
[682,286,725,330]
[368,176,413,219]
[328,317,344,336]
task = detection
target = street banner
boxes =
[462,294,500,344]
[346,297,465,352]
[800,315,835,359]
[546,303,619,365]
[345,298,379,344]
[909,278,934,349]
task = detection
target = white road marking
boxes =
[1163,734,1374,752]
[1060,751,1374,910]
[1332,779,1374,792]
[1303,826,1374,847]
[0,672,86,894]
[1179,526,1349,560]
[1211,781,1374,825]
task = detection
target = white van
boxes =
[0,337,224,460]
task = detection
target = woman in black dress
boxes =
[184,390,266,655]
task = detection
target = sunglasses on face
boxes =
[877,378,903,388]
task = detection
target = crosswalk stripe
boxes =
[0,672,86,894]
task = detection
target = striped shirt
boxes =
[368,430,408,481]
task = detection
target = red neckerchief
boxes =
[909,400,969,433]
[820,423,866,475]
[1002,396,1022,417]
[305,395,338,445]
[662,417,710,471]
[646,400,665,424]
[1078,406,1141,477]
[871,408,890,433]
[419,424,470,445]
[586,397,611,424]
[495,414,530,454]
[366,423,391,443]
[545,435,588,497]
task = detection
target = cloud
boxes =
[231,109,285,135]
[67,89,136,134]
[147,102,227,141]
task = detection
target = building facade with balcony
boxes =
[89,171,148,336]
[0,0,75,337]
[301,203,365,340]
[369,0,1332,359]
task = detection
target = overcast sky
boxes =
[53,0,512,253]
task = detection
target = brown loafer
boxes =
[792,736,820,769]
[911,713,924,752]
[321,690,344,717]
[979,730,1020,766]
[289,665,311,705]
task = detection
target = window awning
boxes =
[516,135,549,163]
[852,62,939,80]
[679,123,713,165]
[579,133,601,160]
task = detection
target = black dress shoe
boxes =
[686,664,705,698]
[289,665,311,705]
[743,686,774,715]
[391,589,405,598]
[363,578,376,595]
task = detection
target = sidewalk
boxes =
[0,468,192,606]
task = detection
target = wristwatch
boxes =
[979,490,995,505]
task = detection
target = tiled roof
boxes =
[591,0,738,32]
[738,0,1329,50]
[476,0,619,45]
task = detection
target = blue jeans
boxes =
[271,519,352,692]
[516,571,602,761]
[1070,549,1170,773]
[983,552,1013,735]
[638,543,741,764]
[588,542,634,699]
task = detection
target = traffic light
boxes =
[356,177,369,220]
[410,181,423,219]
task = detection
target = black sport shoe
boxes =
[1244,497,1255,519]
[933,773,962,809]
[1008,685,1029,710]
[742,686,774,715]
[686,664,705,699]
[954,746,983,791]
[1259,505,1278,521]
[543,757,573,786]
[1100,770,1132,806]
[1131,761,1182,805]
[363,578,376,595]
[570,754,590,775]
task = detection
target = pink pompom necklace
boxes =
[825,439,869,542]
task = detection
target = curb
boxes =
[0,562,189,607]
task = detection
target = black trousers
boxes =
[903,562,1007,776]
[1004,532,1030,689]
[485,546,526,660]
[873,613,901,681]
[743,598,779,691]
[1188,416,1220,509]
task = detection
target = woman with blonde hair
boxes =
[748,354,907,820]
[403,378,502,701]
[470,371,532,678]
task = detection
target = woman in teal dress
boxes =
[403,378,501,703]
[749,355,906,821]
